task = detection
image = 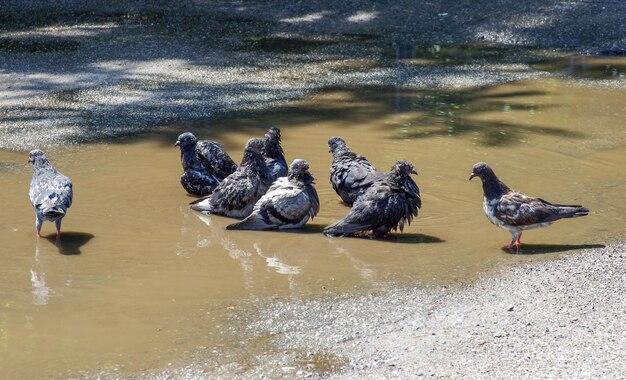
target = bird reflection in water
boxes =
[31,240,56,306]
[192,212,303,293]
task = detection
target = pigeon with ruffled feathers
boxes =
[324,160,421,238]
[328,136,381,205]
[175,132,238,196]
[190,138,273,218]
[469,162,589,251]
[28,149,73,238]
[262,127,288,181]
[227,159,319,230]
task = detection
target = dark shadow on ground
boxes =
[501,243,605,255]
[44,232,94,255]
[325,232,444,244]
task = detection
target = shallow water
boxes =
[1,69,626,378]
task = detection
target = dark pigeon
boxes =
[190,138,273,218]
[262,127,288,181]
[227,159,320,230]
[324,160,421,238]
[28,149,73,238]
[328,136,381,205]
[175,132,238,196]
[469,162,589,251]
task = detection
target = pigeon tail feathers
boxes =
[226,216,272,230]
[550,204,589,220]
[323,221,371,237]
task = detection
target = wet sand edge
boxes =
[195,242,626,378]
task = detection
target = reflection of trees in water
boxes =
[391,87,582,146]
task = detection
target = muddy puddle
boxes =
[1,65,626,378]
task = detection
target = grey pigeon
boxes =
[175,132,238,196]
[469,162,589,251]
[328,136,381,205]
[324,160,421,238]
[227,159,320,230]
[28,150,73,238]
[262,127,288,181]
[190,138,273,218]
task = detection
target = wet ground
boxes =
[1,56,625,377]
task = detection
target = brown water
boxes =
[1,74,626,378]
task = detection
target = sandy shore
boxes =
[195,243,625,379]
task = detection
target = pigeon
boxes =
[469,162,589,251]
[28,149,73,238]
[262,127,288,181]
[175,132,238,196]
[190,138,273,218]
[324,160,421,238]
[328,136,381,205]
[227,159,320,230]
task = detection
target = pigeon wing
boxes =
[196,141,238,179]
[495,192,554,226]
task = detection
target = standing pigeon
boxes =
[28,149,73,239]
[328,136,380,205]
[469,162,589,251]
[262,127,288,181]
[227,159,320,230]
[175,132,238,196]
[190,138,273,218]
[324,160,421,238]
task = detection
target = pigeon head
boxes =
[289,159,309,172]
[264,127,285,159]
[28,149,49,166]
[392,160,418,177]
[289,159,314,183]
[245,138,264,153]
[328,136,348,154]
[264,127,281,142]
[469,162,495,181]
[174,132,197,150]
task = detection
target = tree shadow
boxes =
[44,232,94,255]
[501,243,605,255]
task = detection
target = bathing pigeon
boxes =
[28,149,73,238]
[190,138,273,218]
[262,127,288,181]
[324,160,421,238]
[227,159,320,230]
[469,162,589,251]
[328,136,381,205]
[175,132,238,196]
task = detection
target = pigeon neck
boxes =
[387,170,405,189]
[480,174,510,200]
[242,150,270,178]
[264,138,284,160]
[289,171,313,185]
[334,148,354,160]
[33,160,54,173]
[180,144,196,168]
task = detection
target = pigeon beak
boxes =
[174,141,180,147]
[469,173,476,181]
[411,169,418,175]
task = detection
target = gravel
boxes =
[1,0,625,150]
